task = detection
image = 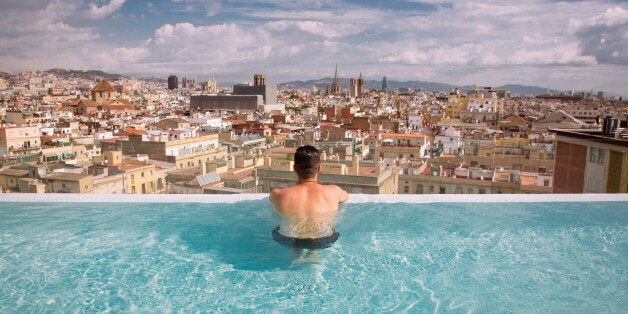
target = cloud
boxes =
[86,0,126,19]
[0,0,626,95]
[575,6,628,65]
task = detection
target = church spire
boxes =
[331,64,341,95]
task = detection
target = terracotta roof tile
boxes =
[91,79,116,93]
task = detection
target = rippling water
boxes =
[0,201,626,312]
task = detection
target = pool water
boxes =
[0,198,626,312]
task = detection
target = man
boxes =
[269,145,349,249]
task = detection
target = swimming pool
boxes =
[1,194,626,312]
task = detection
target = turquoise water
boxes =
[0,200,626,312]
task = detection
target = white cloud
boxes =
[86,0,126,19]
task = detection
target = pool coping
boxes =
[0,193,626,203]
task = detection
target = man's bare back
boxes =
[269,145,348,241]
[270,182,348,238]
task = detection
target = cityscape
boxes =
[0,1,627,312]
[0,67,626,194]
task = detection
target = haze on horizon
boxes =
[0,0,627,96]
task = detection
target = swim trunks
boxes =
[272,226,339,249]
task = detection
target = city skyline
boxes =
[1,0,627,96]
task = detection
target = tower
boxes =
[349,78,358,98]
[167,75,178,90]
[382,76,389,93]
[254,74,266,86]
[357,73,365,96]
[349,73,365,98]
[330,64,341,95]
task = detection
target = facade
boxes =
[0,125,41,158]
[120,163,157,194]
[100,133,227,170]
[398,171,552,195]
[42,172,94,193]
[374,133,430,162]
[190,95,262,112]
[463,137,555,173]
[553,128,628,193]
[444,94,468,120]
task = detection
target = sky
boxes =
[0,0,627,95]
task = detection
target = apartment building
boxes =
[374,133,430,162]
[553,125,628,193]
[0,125,41,158]
[100,133,227,170]
[463,137,555,173]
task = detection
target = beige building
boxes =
[0,126,41,158]
[374,133,430,162]
[92,153,173,194]
[42,172,94,193]
[100,133,227,170]
[91,79,118,104]
[463,137,555,173]
[0,167,30,192]
[121,163,156,194]
[398,170,552,195]
[444,94,468,120]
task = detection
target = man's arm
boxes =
[336,186,349,203]
[269,187,286,207]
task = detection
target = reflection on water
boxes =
[276,202,348,239]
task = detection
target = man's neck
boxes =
[297,177,318,184]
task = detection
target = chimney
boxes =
[200,162,207,175]
[375,161,385,175]
[352,154,360,175]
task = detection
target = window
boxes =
[429,185,434,193]
[141,172,145,178]
[84,185,89,190]
[439,186,446,194]
[589,147,605,165]
[404,186,409,193]
[416,185,423,194]
[544,179,550,187]
[479,188,486,194]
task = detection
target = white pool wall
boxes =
[0,193,626,203]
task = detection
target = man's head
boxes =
[294,145,321,179]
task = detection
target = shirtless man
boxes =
[269,145,349,249]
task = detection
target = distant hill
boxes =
[45,69,125,81]
[279,78,556,96]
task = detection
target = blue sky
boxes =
[0,0,627,95]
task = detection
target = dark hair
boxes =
[294,145,320,179]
